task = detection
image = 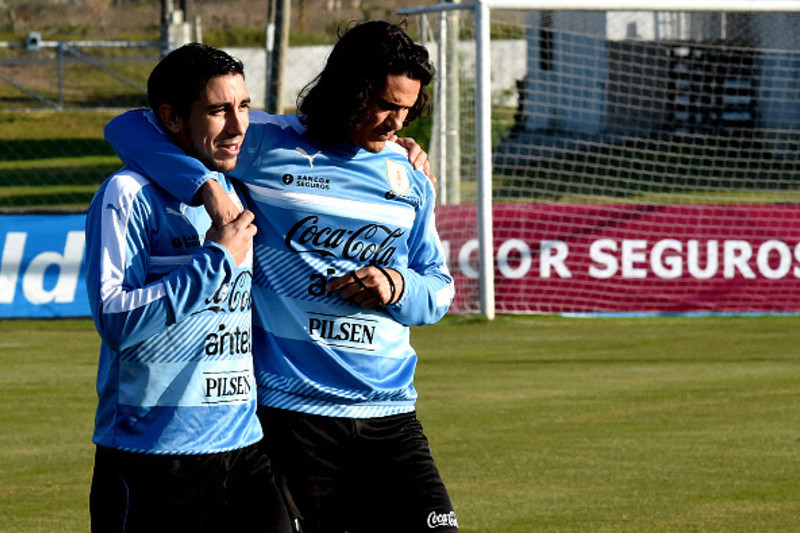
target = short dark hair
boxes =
[147,43,245,119]
[298,20,434,146]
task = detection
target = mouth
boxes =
[374,128,395,141]
[217,140,242,156]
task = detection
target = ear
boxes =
[158,104,183,134]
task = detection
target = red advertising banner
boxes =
[436,204,800,314]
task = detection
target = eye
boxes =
[377,100,399,112]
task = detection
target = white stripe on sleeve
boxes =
[99,171,168,314]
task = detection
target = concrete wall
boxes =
[226,45,330,111]
[227,40,527,112]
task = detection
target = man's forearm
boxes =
[199,179,242,226]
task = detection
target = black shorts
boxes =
[258,407,459,533]
[90,443,293,533]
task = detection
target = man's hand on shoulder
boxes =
[200,179,241,226]
[205,210,257,267]
[392,135,436,183]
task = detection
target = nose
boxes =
[386,109,407,132]
[227,109,248,135]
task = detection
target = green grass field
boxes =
[2,315,800,532]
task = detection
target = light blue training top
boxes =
[85,167,261,454]
[105,109,454,419]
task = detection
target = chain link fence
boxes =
[0,38,161,212]
[0,37,346,212]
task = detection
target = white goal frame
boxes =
[402,0,800,320]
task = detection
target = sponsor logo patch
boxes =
[202,368,252,404]
[427,511,458,529]
[307,312,378,352]
[281,173,331,190]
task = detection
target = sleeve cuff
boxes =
[188,174,224,206]
[204,240,237,277]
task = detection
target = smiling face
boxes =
[162,72,250,173]
[348,73,421,153]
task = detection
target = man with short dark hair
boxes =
[85,43,290,532]
[105,21,458,532]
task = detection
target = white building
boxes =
[520,11,800,136]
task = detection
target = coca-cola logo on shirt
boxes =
[204,271,252,313]
[284,215,405,266]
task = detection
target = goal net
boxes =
[404,1,800,316]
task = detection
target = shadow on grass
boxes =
[0,165,118,187]
[0,191,96,209]
[0,139,116,162]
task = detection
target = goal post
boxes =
[402,0,800,317]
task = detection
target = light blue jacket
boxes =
[85,167,261,453]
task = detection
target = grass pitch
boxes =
[2,316,800,532]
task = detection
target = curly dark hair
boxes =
[148,42,245,120]
[297,20,435,147]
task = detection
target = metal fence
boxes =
[0,37,160,110]
[0,38,346,212]
[0,38,161,212]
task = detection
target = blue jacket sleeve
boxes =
[104,108,269,202]
[84,176,237,352]
[104,109,218,205]
[385,178,454,326]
